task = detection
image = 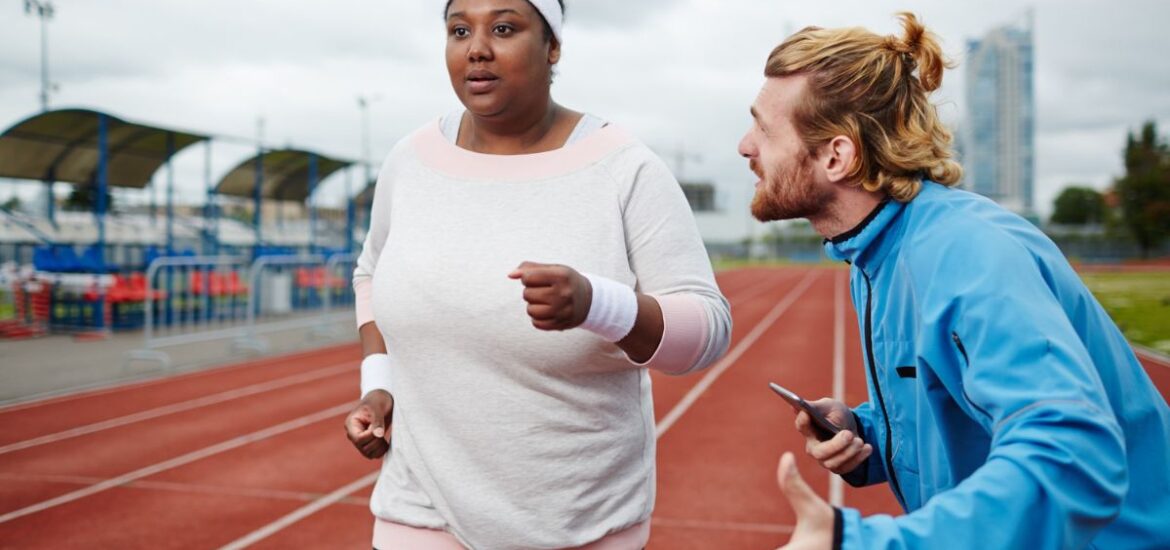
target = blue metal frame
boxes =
[345,167,355,252]
[308,153,318,253]
[203,139,218,255]
[252,148,263,257]
[44,178,55,228]
[165,131,176,255]
[95,113,108,272]
[164,133,177,323]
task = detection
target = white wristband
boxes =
[580,273,639,342]
[360,353,393,399]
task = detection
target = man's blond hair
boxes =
[766,12,962,201]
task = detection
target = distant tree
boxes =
[1050,186,1105,225]
[1,196,21,212]
[63,186,114,212]
[1115,121,1170,258]
[1097,187,1128,237]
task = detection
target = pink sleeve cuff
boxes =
[633,294,710,374]
[354,278,374,329]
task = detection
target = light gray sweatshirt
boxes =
[353,119,730,549]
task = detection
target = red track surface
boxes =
[0,267,1167,549]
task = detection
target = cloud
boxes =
[1,0,1167,223]
[562,0,688,31]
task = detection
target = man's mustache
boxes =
[749,159,764,179]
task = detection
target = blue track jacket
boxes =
[822,182,1170,549]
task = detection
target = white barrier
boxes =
[126,253,356,369]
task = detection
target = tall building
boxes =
[963,13,1035,215]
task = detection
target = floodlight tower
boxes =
[357,94,383,187]
[350,94,382,251]
[23,0,57,112]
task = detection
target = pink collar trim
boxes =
[411,119,634,181]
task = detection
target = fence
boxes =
[0,264,50,339]
[126,253,356,369]
[46,273,115,335]
[0,265,142,338]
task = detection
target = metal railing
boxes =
[127,253,357,368]
[314,252,358,339]
[126,255,251,368]
[0,264,49,339]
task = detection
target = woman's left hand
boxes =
[509,261,592,331]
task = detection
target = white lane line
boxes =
[650,517,795,534]
[829,269,846,507]
[0,344,357,414]
[0,362,354,456]
[0,402,354,525]
[1134,345,1170,369]
[221,484,800,550]
[212,270,819,549]
[728,272,792,308]
[0,472,370,506]
[218,471,381,550]
[655,270,820,440]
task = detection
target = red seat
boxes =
[107,274,131,303]
[295,267,312,288]
[208,272,225,297]
[190,271,207,296]
[228,272,246,295]
[82,280,100,302]
[130,272,165,301]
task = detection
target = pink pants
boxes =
[372,518,650,549]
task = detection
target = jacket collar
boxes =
[822,195,905,268]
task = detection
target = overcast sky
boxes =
[2,0,1168,229]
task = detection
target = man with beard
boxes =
[737,12,1170,550]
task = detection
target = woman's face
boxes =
[445,0,559,119]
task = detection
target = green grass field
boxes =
[713,258,794,271]
[1081,271,1170,354]
[711,258,844,271]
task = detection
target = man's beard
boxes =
[750,153,829,222]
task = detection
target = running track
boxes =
[1,267,1167,548]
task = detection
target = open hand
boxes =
[776,452,835,550]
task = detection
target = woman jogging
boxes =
[344,1,731,548]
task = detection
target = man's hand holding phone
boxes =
[794,398,873,476]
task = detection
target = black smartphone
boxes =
[769,382,842,441]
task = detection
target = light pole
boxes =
[352,94,382,251]
[23,0,57,112]
[356,94,383,186]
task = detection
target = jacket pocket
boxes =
[952,332,993,423]
[874,341,920,476]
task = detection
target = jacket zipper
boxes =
[952,332,969,363]
[952,332,993,422]
[861,269,905,506]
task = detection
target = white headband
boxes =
[527,0,563,44]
